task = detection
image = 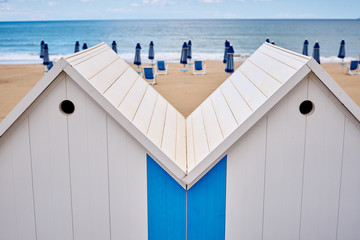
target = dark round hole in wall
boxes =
[60,100,75,115]
[299,100,314,115]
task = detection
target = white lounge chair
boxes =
[193,60,206,76]
[143,67,156,85]
[155,61,168,75]
[346,61,360,75]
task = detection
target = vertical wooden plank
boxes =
[225,119,267,240]
[107,116,148,240]
[28,76,73,240]
[147,95,168,147]
[187,156,227,240]
[147,155,186,240]
[191,108,210,165]
[161,104,177,161]
[175,113,186,171]
[337,117,360,240]
[186,115,196,172]
[300,77,345,240]
[67,77,110,240]
[263,79,308,239]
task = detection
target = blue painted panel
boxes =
[187,156,227,240]
[147,155,186,240]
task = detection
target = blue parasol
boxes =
[180,42,188,65]
[302,39,309,56]
[313,41,320,64]
[225,45,234,73]
[74,41,80,53]
[112,41,118,53]
[223,40,230,63]
[40,40,45,58]
[271,40,275,45]
[43,43,50,66]
[134,43,142,70]
[187,40,192,61]
[338,39,345,60]
[148,41,154,64]
[265,38,270,43]
[82,42,88,50]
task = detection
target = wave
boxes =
[0,52,358,64]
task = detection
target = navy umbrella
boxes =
[223,40,230,63]
[40,40,45,58]
[43,43,50,66]
[134,43,142,69]
[82,42,88,50]
[112,41,118,53]
[180,42,188,65]
[148,41,154,63]
[271,40,275,45]
[338,39,345,60]
[225,45,234,73]
[187,40,192,61]
[265,38,270,43]
[302,39,309,56]
[74,41,80,53]
[313,41,320,64]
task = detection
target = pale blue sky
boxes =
[0,0,359,21]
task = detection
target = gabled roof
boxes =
[1,42,359,188]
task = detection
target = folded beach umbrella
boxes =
[265,38,270,43]
[271,40,275,45]
[338,39,345,60]
[82,42,88,50]
[134,43,142,67]
[187,40,192,60]
[302,39,309,56]
[148,41,154,62]
[225,45,234,73]
[313,41,320,64]
[180,42,188,65]
[112,41,118,53]
[223,40,230,63]
[74,41,80,53]
[40,40,45,58]
[43,43,50,66]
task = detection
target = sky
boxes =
[0,0,359,21]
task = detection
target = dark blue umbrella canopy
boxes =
[180,42,188,65]
[187,40,192,59]
[271,40,275,45]
[40,40,44,58]
[313,41,320,64]
[265,38,270,43]
[82,42,88,50]
[74,41,80,53]
[43,43,50,66]
[225,45,234,73]
[112,41,118,53]
[134,43,142,66]
[302,39,309,56]
[223,40,230,63]
[148,41,154,60]
[338,39,345,59]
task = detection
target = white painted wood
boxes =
[300,76,346,240]
[161,104,178,160]
[190,107,210,165]
[186,115,196,172]
[176,112,186,170]
[28,75,73,240]
[240,60,282,97]
[66,77,111,240]
[210,88,238,137]
[220,80,252,125]
[249,50,298,83]
[262,79,308,239]
[200,98,223,151]
[65,43,108,64]
[263,42,310,63]
[118,78,149,121]
[226,118,267,240]
[259,45,306,70]
[0,118,37,240]
[229,70,267,111]
[133,87,159,134]
[104,68,139,107]
[147,95,168,147]
[337,117,360,240]
[73,48,119,80]
[107,116,148,240]
[89,58,129,93]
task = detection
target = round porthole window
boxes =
[299,100,314,115]
[60,100,75,115]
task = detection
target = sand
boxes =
[0,61,359,122]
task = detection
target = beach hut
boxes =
[0,42,360,240]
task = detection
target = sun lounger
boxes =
[346,61,360,75]
[193,61,206,76]
[143,67,156,85]
[156,61,168,75]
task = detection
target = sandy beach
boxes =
[0,61,359,122]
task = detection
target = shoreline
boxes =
[0,61,359,122]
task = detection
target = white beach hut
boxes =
[0,42,360,240]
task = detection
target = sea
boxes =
[0,19,359,64]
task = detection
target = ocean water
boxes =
[0,19,359,64]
